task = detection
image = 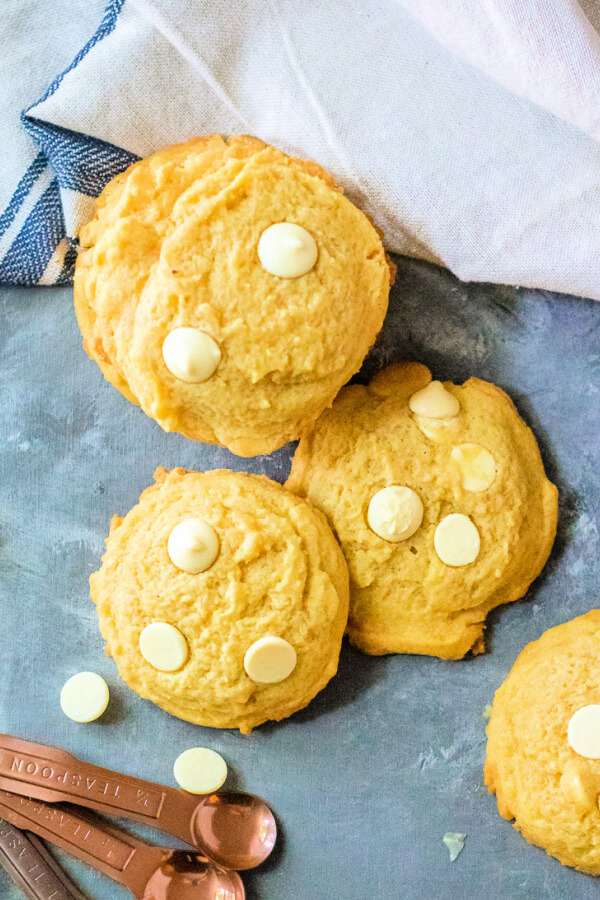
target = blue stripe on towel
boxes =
[24,120,139,197]
[0,179,65,286]
[0,153,48,239]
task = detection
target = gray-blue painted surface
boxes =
[0,257,598,899]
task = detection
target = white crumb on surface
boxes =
[443,832,466,861]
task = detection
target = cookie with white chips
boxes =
[485,612,600,874]
[286,362,558,659]
[91,467,349,733]
[74,135,394,457]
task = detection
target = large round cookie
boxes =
[485,612,600,874]
[74,135,394,457]
[285,362,558,659]
[90,467,349,733]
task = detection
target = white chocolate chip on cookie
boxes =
[244,636,297,684]
[168,518,219,574]
[434,513,480,566]
[367,486,424,542]
[451,443,496,493]
[162,328,221,383]
[409,381,460,419]
[414,415,462,443]
[258,223,318,278]
[559,759,600,812]
[568,705,600,759]
[139,622,189,672]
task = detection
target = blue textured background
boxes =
[0,257,599,899]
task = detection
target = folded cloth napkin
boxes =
[2,0,600,298]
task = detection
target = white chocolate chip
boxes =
[409,381,460,419]
[258,223,317,278]
[434,514,480,566]
[367,485,424,542]
[60,672,109,723]
[173,748,228,794]
[162,328,221,383]
[451,443,496,493]
[244,636,297,684]
[139,622,189,672]
[559,759,599,812]
[414,416,462,443]
[568,705,600,758]
[168,518,219,574]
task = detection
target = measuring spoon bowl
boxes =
[0,791,245,900]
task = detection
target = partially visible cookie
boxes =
[90,467,349,733]
[286,362,558,659]
[74,135,394,457]
[485,612,600,874]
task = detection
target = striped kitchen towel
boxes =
[1,0,136,286]
[3,0,600,298]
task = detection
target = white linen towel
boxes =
[2,0,600,298]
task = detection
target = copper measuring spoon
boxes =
[0,790,245,900]
[0,735,276,871]
[0,817,87,900]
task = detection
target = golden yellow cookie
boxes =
[286,362,558,659]
[90,467,349,733]
[485,612,600,874]
[74,135,394,457]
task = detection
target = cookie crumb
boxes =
[483,704,493,721]
[443,832,466,861]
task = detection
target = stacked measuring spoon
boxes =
[0,734,277,900]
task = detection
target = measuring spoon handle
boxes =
[0,818,87,900]
[0,734,199,845]
[0,790,164,893]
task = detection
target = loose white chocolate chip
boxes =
[367,485,424,542]
[258,223,318,278]
[168,518,219,574]
[434,514,480,566]
[568,705,600,758]
[139,622,189,672]
[451,443,496,493]
[244,636,297,684]
[173,748,228,794]
[162,328,221,383]
[409,381,460,419]
[60,672,109,723]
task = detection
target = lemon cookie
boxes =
[286,362,557,659]
[90,467,349,733]
[485,612,600,874]
[74,135,394,457]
